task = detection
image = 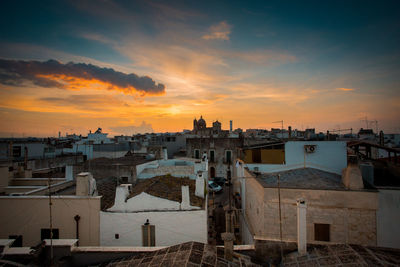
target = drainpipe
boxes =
[74,215,81,246]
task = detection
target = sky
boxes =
[0,0,399,137]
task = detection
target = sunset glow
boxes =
[0,1,399,136]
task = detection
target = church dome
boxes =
[198,116,206,128]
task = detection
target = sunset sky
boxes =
[0,0,399,137]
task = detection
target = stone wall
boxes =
[186,137,243,178]
[244,174,378,246]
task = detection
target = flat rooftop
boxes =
[256,167,346,190]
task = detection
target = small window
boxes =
[210,150,215,162]
[41,229,59,240]
[226,150,232,164]
[194,149,200,159]
[252,149,261,163]
[314,223,330,242]
[13,146,21,157]
[142,225,155,246]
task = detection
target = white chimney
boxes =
[76,172,97,196]
[195,172,205,198]
[297,198,307,255]
[65,165,73,181]
[162,148,168,160]
[180,185,191,210]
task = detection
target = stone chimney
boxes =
[342,164,364,190]
[180,185,191,210]
[221,232,235,261]
[76,172,98,196]
[297,199,307,255]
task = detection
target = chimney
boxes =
[195,172,205,198]
[230,120,233,132]
[76,172,97,196]
[162,147,168,160]
[297,198,307,255]
[221,232,235,261]
[288,126,292,139]
[180,185,191,210]
[342,163,364,190]
[379,131,384,146]
[24,146,28,170]
[65,165,73,181]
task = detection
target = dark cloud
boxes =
[0,59,165,95]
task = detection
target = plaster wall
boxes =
[12,143,46,160]
[92,151,127,159]
[377,189,400,248]
[246,141,347,175]
[100,209,207,246]
[0,196,100,246]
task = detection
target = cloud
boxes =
[202,21,231,40]
[0,59,165,95]
[110,121,154,135]
[38,94,130,111]
[336,88,354,91]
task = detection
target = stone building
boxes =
[186,137,243,178]
[233,141,380,247]
[236,166,378,246]
[192,116,222,136]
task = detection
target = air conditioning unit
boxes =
[304,145,316,153]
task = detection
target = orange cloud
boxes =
[0,59,165,96]
[202,21,231,40]
[35,74,164,96]
[337,87,354,91]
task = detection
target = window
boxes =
[194,149,200,159]
[252,149,261,163]
[225,150,232,164]
[209,150,215,162]
[142,224,155,246]
[314,223,330,242]
[41,229,59,240]
[13,146,21,157]
[8,235,22,247]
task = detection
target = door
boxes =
[210,167,216,178]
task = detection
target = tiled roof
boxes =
[257,168,345,190]
[97,175,205,211]
[128,176,204,208]
[283,243,400,266]
[104,241,260,267]
[97,177,117,210]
